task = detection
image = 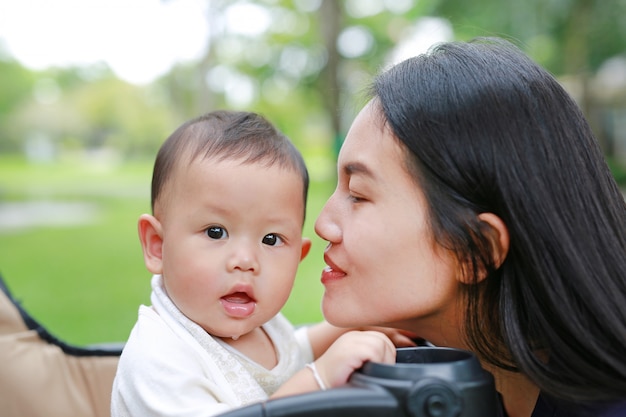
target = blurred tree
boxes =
[70,77,175,157]
[154,0,443,170]
[9,66,175,160]
[432,0,626,152]
[316,0,342,158]
[2,0,625,163]
[0,58,36,153]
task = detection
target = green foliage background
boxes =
[1,0,626,345]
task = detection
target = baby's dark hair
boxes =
[151,110,309,218]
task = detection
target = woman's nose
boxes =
[314,194,342,243]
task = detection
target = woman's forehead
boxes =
[340,106,406,173]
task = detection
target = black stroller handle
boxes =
[220,386,398,417]
[219,347,505,417]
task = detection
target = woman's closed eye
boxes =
[262,233,284,246]
[206,226,228,240]
[348,190,368,203]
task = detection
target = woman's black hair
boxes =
[372,37,626,402]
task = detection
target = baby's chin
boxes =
[203,320,259,342]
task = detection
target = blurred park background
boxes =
[1,0,626,346]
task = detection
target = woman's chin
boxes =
[322,307,359,328]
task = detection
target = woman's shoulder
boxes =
[533,392,626,417]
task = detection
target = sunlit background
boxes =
[1,0,626,345]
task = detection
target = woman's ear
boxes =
[138,214,164,274]
[477,212,510,269]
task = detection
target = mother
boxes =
[314,37,626,416]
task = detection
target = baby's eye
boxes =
[262,233,284,246]
[206,226,228,240]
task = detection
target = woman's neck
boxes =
[403,316,540,415]
[484,364,540,417]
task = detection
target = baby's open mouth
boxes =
[220,292,256,317]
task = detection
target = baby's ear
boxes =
[477,212,510,270]
[300,238,312,262]
[138,214,164,274]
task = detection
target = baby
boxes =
[111,110,401,417]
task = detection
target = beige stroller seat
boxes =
[0,273,122,417]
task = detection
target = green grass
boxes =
[0,155,333,345]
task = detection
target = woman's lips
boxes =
[321,266,346,284]
[322,254,347,284]
[220,292,256,317]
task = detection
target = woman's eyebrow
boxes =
[344,162,374,179]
